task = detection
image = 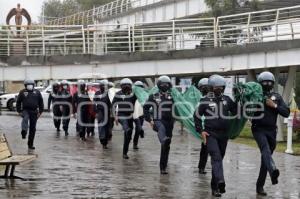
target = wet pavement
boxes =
[0,113,300,199]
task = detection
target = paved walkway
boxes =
[0,114,299,199]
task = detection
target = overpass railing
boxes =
[47,0,164,26]
[2,5,300,56]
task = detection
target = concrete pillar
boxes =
[273,68,280,93]
[277,66,296,141]
[246,70,256,82]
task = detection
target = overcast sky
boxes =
[0,0,45,25]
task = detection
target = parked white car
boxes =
[0,86,51,111]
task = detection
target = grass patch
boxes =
[232,122,300,156]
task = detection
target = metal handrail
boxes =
[2,5,300,56]
[47,0,163,26]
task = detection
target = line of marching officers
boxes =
[16,71,290,198]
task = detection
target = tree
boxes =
[204,0,261,17]
[41,0,114,21]
[42,0,80,22]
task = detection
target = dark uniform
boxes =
[48,83,62,132]
[196,78,210,174]
[194,74,238,197]
[16,81,44,149]
[112,79,137,159]
[73,91,91,141]
[252,71,290,196]
[195,95,237,193]
[60,83,73,136]
[144,75,174,174]
[94,88,112,148]
[144,91,174,173]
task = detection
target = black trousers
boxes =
[119,118,134,155]
[62,106,71,132]
[52,106,62,130]
[78,110,89,138]
[198,142,208,170]
[133,116,144,146]
[153,120,174,171]
[98,113,110,146]
[22,110,38,147]
[108,117,114,140]
[206,135,228,191]
[252,127,277,188]
[87,113,96,135]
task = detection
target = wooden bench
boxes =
[0,134,37,180]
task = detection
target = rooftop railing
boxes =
[1,5,300,56]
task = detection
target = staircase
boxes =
[10,38,26,55]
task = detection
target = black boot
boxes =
[271,169,280,185]
[199,168,207,174]
[102,145,108,149]
[65,131,69,136]
[21,130,27,139]
[133,144,139,150]
[123,154,129,159]
[256,187,267,196]
[28,145,35,150]
[140,129,144,138]
[218,182,226,194]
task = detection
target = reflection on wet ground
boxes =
[0,114,299,198]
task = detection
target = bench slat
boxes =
[0,150,12,161]
[0,155,37,165]
[0,144,9,153]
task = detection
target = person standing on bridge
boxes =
[144,76,175,175]
[194,74,238,197]
[194,78,210,174]
[94,80,112,149]
[60,80,73,136]
[48,82,63,133]
[16,79,44,150]
[132,81,145,150]
[251,71,290,196]
[112,78,137,159]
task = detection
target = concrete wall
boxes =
[0,40,300,81]
[97,0,209,25]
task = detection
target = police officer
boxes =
[194,74,238,197]
[144,76,175,175]
[133,81,145,150]
[94,80,112,149]
[112,78,137,159]
[73,80,91,141]
[60,80,73,136]
[252,71,290,196]
[48,82,62,132]
[16,79,44,150]
[196,78,210,174]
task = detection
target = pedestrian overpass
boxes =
[1,5,299,80]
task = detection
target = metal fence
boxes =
[1,5,300,56]
[47,0,163,26]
